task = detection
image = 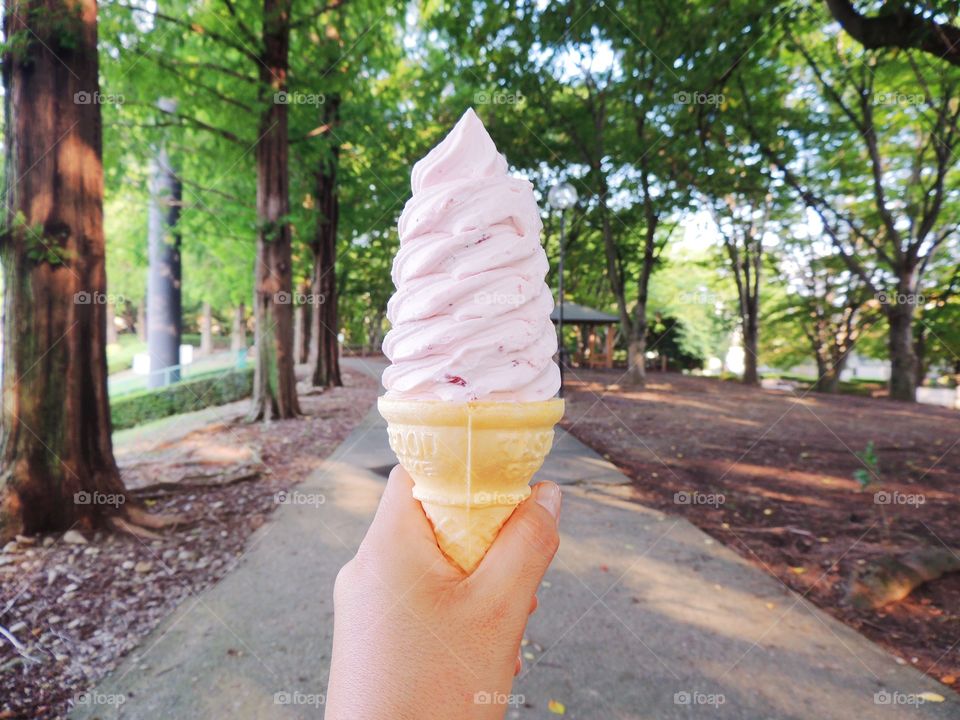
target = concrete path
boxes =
[74,401,959,719]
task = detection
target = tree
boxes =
[795,256,876,392]
[825,0,960,67]
[740,6,960,400]
[310,95,343,387]
[0,0,162,538]
[708,194,773,385]
[146,99,182,387]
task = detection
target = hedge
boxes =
[111,367,255,430]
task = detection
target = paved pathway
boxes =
[75,395,958,719]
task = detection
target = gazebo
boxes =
[550,301,619,369]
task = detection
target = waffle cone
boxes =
[378,396,564,573]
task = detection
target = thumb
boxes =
[472,482,561,599]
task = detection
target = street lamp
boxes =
[548,182,578,397]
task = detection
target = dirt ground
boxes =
[0,365,378,720]
[562,367,960,691]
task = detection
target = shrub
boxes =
[111,367,254,430]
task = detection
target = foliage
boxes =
[110,367,254,430]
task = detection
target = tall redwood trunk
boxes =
[146,105,182,387]
[0,0,126,538]
[199,301,213,355]
[311,95,342,388]
[298,294,312,365]
[249,0,299,419]
[231,303,246,352]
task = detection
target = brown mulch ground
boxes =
[562,367,960,691]
[0,366,378,720]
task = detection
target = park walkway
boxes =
[74,381,957,718]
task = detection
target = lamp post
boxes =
[548,182,578,397]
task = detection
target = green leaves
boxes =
[853,441,880,489]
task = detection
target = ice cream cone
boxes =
[378,396,564,573]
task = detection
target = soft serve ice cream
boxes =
[382,108,560,402]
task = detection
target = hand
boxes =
[325,466,562,720]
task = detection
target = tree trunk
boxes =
[626,315,647,385]
[0,0,127,538]
[742,315,760,385]
[298,298,311,365]
[250,0,299,419]
[231,303,246,352]
[887,303,918,401]
[146,110,182,388]
[311,95,342,388]
[136,299,146,342]
[105,302,118,345]
[199,301,213,355]
[814,352,845,393]
[294,302,305,365]
[914,324,927,389]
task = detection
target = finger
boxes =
[473,482,561,602]
[361,465,439,556]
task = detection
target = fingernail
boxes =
[535,482,561,520]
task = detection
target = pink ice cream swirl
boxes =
[381,109,560,402]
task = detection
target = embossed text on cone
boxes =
[379,397,564,573]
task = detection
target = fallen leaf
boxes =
[547,699,566,715]
[918,692,945,703]
[600,564,609,572]
[789,566,806,575]
[763,508,773,516]
[941,675,956,685]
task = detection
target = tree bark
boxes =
[298,297,311,365]
[626,329,646,385]
[311,94,342,388]
[231,303,246,352]
[0,0,127,538]
[146,105,182,387]
[742,318,759,386]
[136,299,147,342]
[914,324,927,389]
[294,302,305,365]
[249,0,299,419]
[888,302,918,401]
[199,301,213,355]
[106,302,118,345]
[825,0,960,67]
